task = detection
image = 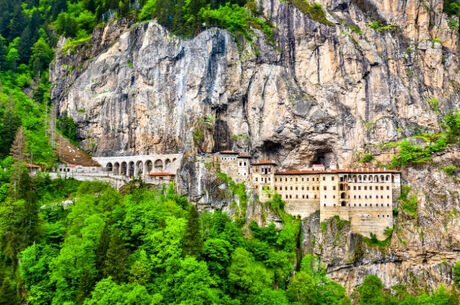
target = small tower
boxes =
[250,160,277,201]
[237,154,251,180]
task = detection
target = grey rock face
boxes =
[51,0,459,292]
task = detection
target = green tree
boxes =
[227,247,273,297]
[76,268,95,305]
[183,205,203,258]
[0,103,21,158]
[0,276,17,305]
[83,277,152,305]
[30,37,53,72]
[103,229,129,283]
[357,275,384,305]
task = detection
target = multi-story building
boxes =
[219,151,401,239]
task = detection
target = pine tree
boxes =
[0,102,21,158]
[95,223,110,278]
[76,268,94,305]
[183,205,203,258]
[0,277,17,305]
[103,229,129,283]
[9,126,27,162]
[8,5,28,40]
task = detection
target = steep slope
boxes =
[51,0,459,292]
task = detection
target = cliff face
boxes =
[51,0,459,292]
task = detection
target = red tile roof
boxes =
[219,150,239,154]
[149,172,176,176]
[276,168,399,175]
[237,154,251,158]
[251,160,277,166]
[26,163,40,169]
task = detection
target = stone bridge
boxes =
[93,154,182,178]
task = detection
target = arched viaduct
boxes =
[93,154,182,178]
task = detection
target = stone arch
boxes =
[341,201,346,207]
[129,161,135,177]
[136,160,143,177]
[113,162,120,175]
[165,159,171,169]
[374,175,378,182]
[363,175,367,181]
[121,162,127,176]
[106,162,113,172]
[173,158,177,162]
[358,175,362,181]
[340,192,346,199]
[154,159,163,170]
[145,160,153,174]
[369,175,373,182]
[386,175,390,181]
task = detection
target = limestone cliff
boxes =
[51,0,459,293]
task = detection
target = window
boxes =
[387,195,390,199]
[296,195,298,199]
[302,178,304,181]
[364,186,367,190]
[275,187,277,190]
[307,187,309,191]
[306,195,309,199]
[324,204,326,207]
[290,186,293,190]
[331,177,334,181]
[369,195,372,199]
[285,195,288,199]
[354,186,356,190]
[314,195,317,199]
[324,186,327,190]
[302,195,305,199]
[302,187,304,190]
[275,178,277,182]
[387,186,390,190]
[296,187,298,190]
[296,178,298,182]
[324,195,327,198]
[255,177,258,182]
[354,195,356,199]
[333,186,336,190]
[358,186,361,190]
[370,186,372,190]
[307,178,309,181]
[370,204,372,207]
[387,204,390,207]
[381,186,384,190]
[365,195,367,199]
[323,177,326,181]
[359,204,361,207]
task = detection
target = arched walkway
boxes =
[121,162,127,176]
[113,162,120,175]
[136,160,143,177]
[106,162,113,172]
[129,161,135,177]
[154,159,163,171]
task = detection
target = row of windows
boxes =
[284,194,318,199]
[323,203,391,207]
[255,177,271,182]
[276,177,320,182]
[275,175,394,183]
[239,162,248,166]
[275,186,320,191]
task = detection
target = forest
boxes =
[0,0,459,304]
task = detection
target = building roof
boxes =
[276,168,400,175]
[26,163,41,169]
[149,172,176,177]
[219,150,239,155]
[251,160,278,166]
[237,154,251,159]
